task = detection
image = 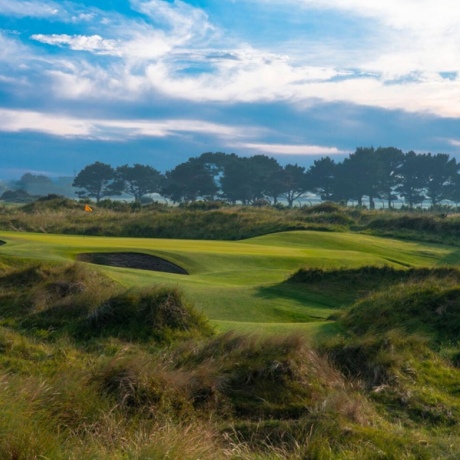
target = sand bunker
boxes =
[77,252,188,275]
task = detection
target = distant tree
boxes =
[263,168,287,205]
[220,156,253,204]
[0,189,35,203]
[73,162,121,203]
[16,173,54,196]
[115,164,163,203]
[341,147,381,208]
[308,157,337,201]
[220,155,281,205]
[375,147,405,208]
[422,153,459,206]
[396,151,427,208]
[162,159,218,202]
[277,164,310,207]
[251,155,282,203]
[195,152,238,181]
[449,172,460,205]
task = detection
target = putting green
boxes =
[0,230,457,335]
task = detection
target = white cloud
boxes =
[0,31,30,61]
[253,0,460,78]
[130,0,213,39]
[0,109,260,140]
[3,0,460,122]
[282,0,460,33]
[235,143,346,155]
[0,0,60,17]
[0,109,91,137]
[31,34,119,54]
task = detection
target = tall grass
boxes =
[0,200,358,239]
[3,197,460,246]
[2,258,460,457]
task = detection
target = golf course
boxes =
[0,229,457,334]
[2,208,460,459]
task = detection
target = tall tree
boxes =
[375,147,404,208]
[220,155,281,204]
[220,156,252,204]
[115,164,163,202]
[16,173,54,196]
[308,157,337,201]
[396,151,427,208]
[422,153,459,206]
[73,162,121,203]
[162,159,218,202]
[277,164,310,207]
[340,147,381,208]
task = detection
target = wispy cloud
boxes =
[15,0,458,118]
[31,34,118,54]
[0,0,60,18]
[448,139,460,148]
[0,109,261,141]
[0,31,31,61]
[235,143,346,155]
[130,0,212,38]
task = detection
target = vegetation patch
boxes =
[1,219,460,457]
[342,278,460,342]
[83,287,213,342]
[287,265,460,306]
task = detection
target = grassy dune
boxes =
[2,223,460,457]
[0,230,457,334]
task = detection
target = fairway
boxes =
[0,230,458,334]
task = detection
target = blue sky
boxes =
[1,0,460,178]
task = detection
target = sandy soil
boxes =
[76,252,188,275]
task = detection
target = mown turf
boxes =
[0,230,457,335]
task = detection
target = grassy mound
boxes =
[287,265,460,306]
[364,212,460,245]
[0,263,117,324]
[342,278,460,342]
[83,287,213,342]
[0,262,212,343]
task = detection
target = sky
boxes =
[1,0,460,178]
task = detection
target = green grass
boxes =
[0,229,458,335]
[1,224,460,458]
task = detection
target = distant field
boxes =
[0,230,458,334]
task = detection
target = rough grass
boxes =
[0,262,213,344]
[3,259,460,458]
[287,265,460,306]
[1,205,460,457]
[0,201,351,240]
[342,277,460,342]
[83,286,214,342]
[2,198,460,248]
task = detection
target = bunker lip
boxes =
[76,252,188,275]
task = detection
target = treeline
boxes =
[46,148,460,208]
